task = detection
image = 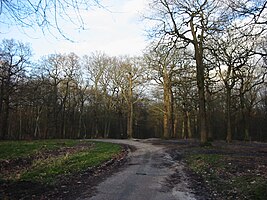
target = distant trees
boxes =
[83,52,109,138]
[0,39,31,139]
[208,28,256,142]
[115,57,147,138]
[0,0,267,141]
[145,44,176,139]
[0,42,150,139]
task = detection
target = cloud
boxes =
[0,0,149,59]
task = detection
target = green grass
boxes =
[0,140,122,185]
[0,140,81,160]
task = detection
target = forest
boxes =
[0,0,267,142]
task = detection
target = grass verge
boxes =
[0,140,81,160]
[0,140,121,185]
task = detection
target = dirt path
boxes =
[77,139,196,200]
[2,139,265,199]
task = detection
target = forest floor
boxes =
[151,139,267,200]
[0,139,267,199]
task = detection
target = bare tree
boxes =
[112,56,147,138]
[209,29,255,142]
[0,39,31,139]
[147,0,267,143]
[58,53,81,138]
[147,0,226,143]
[39,53,65,137]
[145,43,181,138]
[235,57,267,140]
[173,59,197,139]
[226,0,267,25]
[0,0,101,39]
[83,52,110,138]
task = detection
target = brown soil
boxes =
[151,139,267,200]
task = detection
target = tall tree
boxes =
[147,0,267,143]
[83,52,109,138]
[147,0,226,143]
[173,58,197,139]
[0,39,31,139]
[59,53,81,138]
[235,57,267,140]
[145,44,177,139]
[113,56,147,138]
[209,28,255,142]
[39,54,65,137]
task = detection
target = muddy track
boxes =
[80,139,198,200]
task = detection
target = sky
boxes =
[0,0,149,60]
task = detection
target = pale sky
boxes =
[0,0,149,60]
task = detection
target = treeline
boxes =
[1,0,267,141]
[0,48,151,139]
[0,38,266,141]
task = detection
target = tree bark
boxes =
[163,70,173,139]
[226,87,232,143]
[206,87,213,140]
[187,111,192,139]
[127,72,134,138]
[196,51,207,143]
[2,98,10,139]
[173,112,179,138]
[127,102,133,138]
[240,93,250,141]
[190,15,207,144]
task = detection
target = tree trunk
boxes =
[163,69,173,139]
[182,119,185,139]
[2,98,10,139]
[61,105,66,138]
[182,111,188,139]
[127,73,134,138]
[196,55,207,143]
[187,111,192,138]
[34,106,42,138]
[226,88,232,143]
[206,88,213,140]
[190,17,207,144]
[1,74,10,139]
[127,103,133,138]
[173,112,179,138]
[78,99,84,138]
[104,120,110,138]
[93,113,99,138]
[240,93,250,141]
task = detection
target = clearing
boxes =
[0,139,266,200]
